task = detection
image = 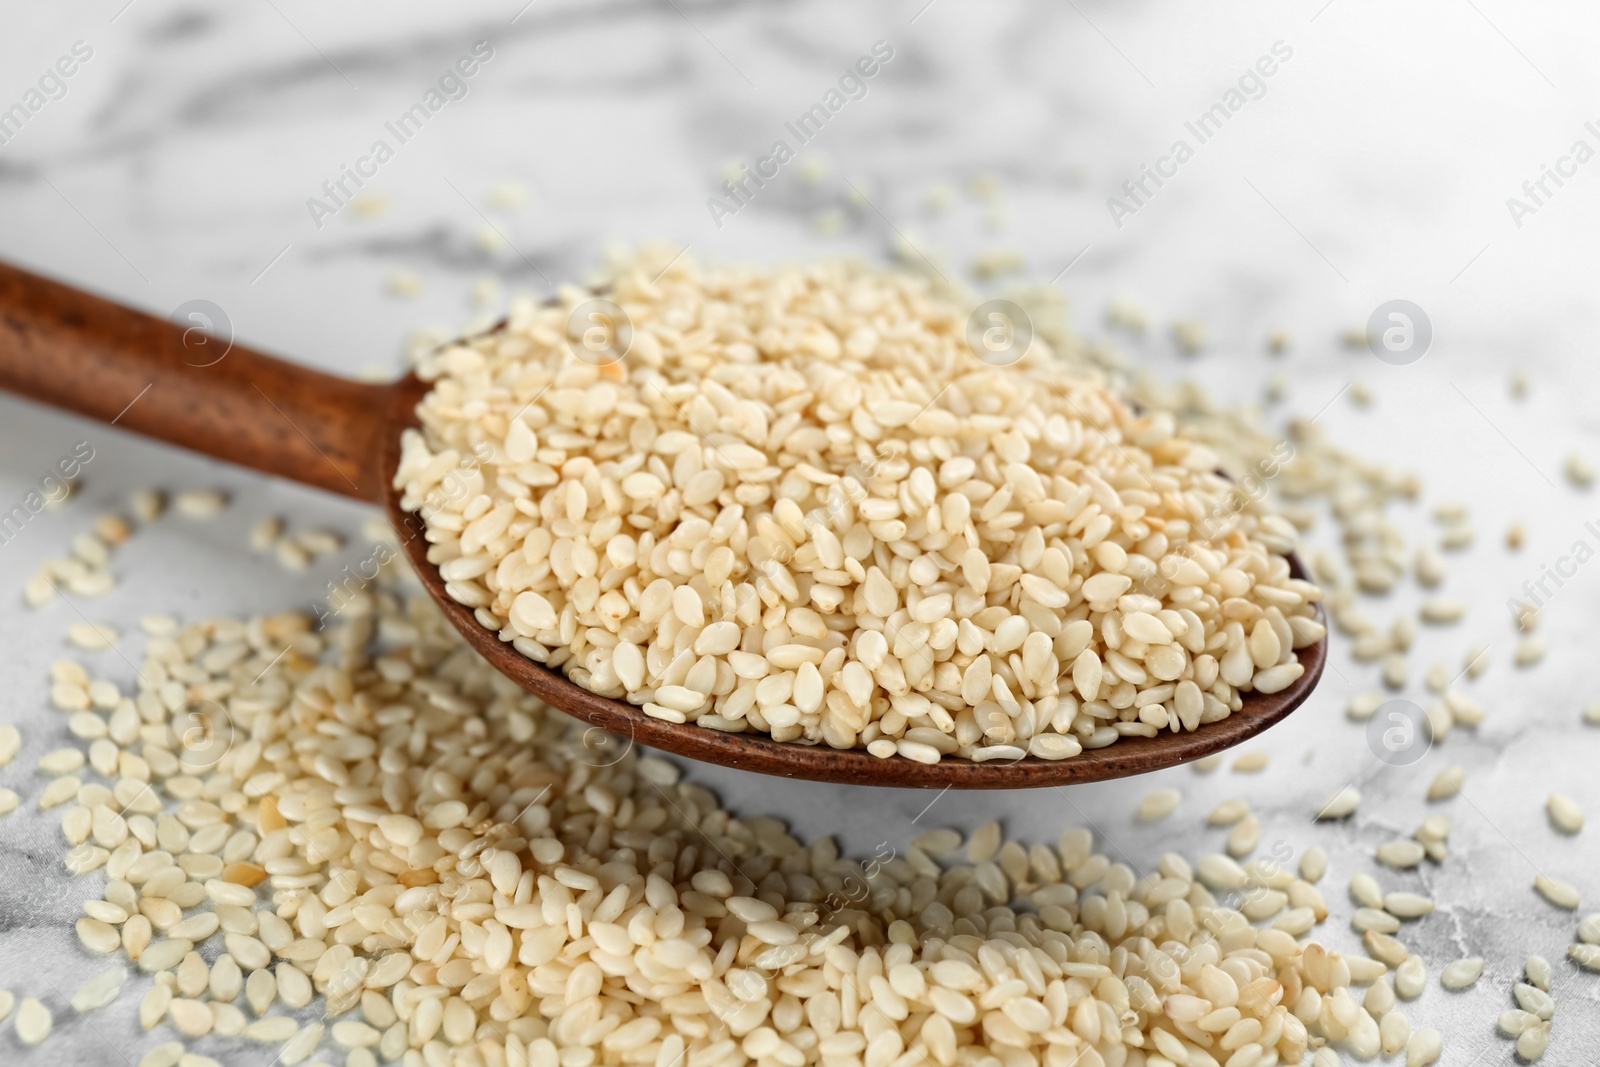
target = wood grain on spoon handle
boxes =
[0,260,390,503]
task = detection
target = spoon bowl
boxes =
[0,261,1327,788]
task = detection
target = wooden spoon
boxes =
[0,261,1327,788]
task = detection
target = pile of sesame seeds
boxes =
[395,253,1325,763]
[12,578,1450,1067]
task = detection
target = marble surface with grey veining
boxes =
[2,1,1599,1062]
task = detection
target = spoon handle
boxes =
[0,260,391,503]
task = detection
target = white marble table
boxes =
[1,1,1597,1062]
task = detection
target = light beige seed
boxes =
[1547,793,1584,834]
[1534,874,1580,909]
[249,515,284,550]
[49,683,89,711]
[224,933,270,970]
[1426,765,1464,801]
[1366,932,1411,970]
[1208,798,1249,826]
[967,821,1001,863]
[1418,598,1464,624]
[1027,734,1081,760]
[167,998,213,1036]
[71,965,127,1012]
[77,917,120,954]
[1232,751,1269,773]
[1364,975,1396,1016]
[1498,1008,1541,1036]
[205,879,257,907]
[174,489,228,517]
[377,813,423,846]
[1395,956,1426,999]
[169,913,219,941]
[1380,1009,1410,1054]
[1516,1023,1550,1061]
[1226,815,1261,858]
[1384,892,1434,919]
[280,1021,324,1064]
[1347,691,1385,721]
[139,938,194,974]
[1299,846,1328,883]
[1525,954,1553,991]
[1316,786,1360,820]
[15,997,51,1045]
[244,1017,298,1042]
[139,983,170,1029]
[1516,634,1547,666]
[39,748,86,774]
[510,591,558,633]
[1405,1027,1442,1067]
[1135,788,1180,821]
[176,953,208,1004]
[138,1041,184,1067]
[1376,840,1426,869]
[1353,908,1401,934]
[1515,982,1555,1020]
[275,540,310,571]
[67,621,118,650]
[1423,661,1450,693]
[297,527,343,554]
[244,968,275,1015]
[209,953,242,1003]
[129,488,165,519]
[332,1019,381,1048]
[1415,813,1452,843]
[1568,942,1600,970]
[1382,653,1408,688]
[911,828,961,854]
[1196,854,1248,890]
[1253,661,1304,693]
[1439,957,1483,990]
[1332,956,1382,990]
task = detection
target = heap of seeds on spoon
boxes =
[394,254,1324,763]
